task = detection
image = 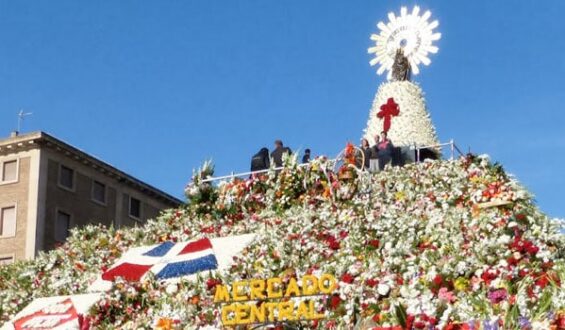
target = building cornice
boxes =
[0,131,182,207]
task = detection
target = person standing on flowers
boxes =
[302,148,311,164]
[369,135,380,172]
[250,147,270,172]
[358,138,372,170]
[377,131,394,170]
[270,139,292,168]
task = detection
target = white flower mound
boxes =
[364,81,439,150]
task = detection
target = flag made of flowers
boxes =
[1,293,101,330]
[88,234,256,292]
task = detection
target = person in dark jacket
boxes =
[302,149,311,164]
[359,138,372,170]
[250,147,270,172]
[270,140,291,167]
[377,131,394,170]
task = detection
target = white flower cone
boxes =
[363,80,439,151]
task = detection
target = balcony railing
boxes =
[201,140,465,184]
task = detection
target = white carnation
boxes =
[377,283,390,296]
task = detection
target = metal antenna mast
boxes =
[17,110,33,133]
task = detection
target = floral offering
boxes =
[1,153,564,329]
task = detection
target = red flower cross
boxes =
[377,98,400,133]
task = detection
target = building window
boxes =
[0,255,14,265]
[1,160,18,183]
[0,206,16,238]
[55,211,71,242]
[59,165,74,190]
[129,197,141,219]
[92,180,106,204]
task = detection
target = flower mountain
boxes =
[0,155,564,329]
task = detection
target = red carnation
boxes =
[330,295,342,309]
[341,273,354,284]
[525,243,539,255]
[368,239,380,248]
[206,278,222,290]
[414,321,426,329]
[327,237,340,250]
[366,278,379,287]
[554,313,565,328]
[527,286,536,298]
[433,274,443,286]
[507,255,520,266]
[481,269,499,286]
[519,268,530,278]
[535,273,550,288]
[406,314,415,329]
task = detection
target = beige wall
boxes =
[0,155,31,261]
[0,142,178,260]
[40,149,173,251]
[42,158,118,250]
[120,192,162,227]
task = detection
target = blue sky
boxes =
[0,1,564,218]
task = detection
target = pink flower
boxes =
[487,288,508,304]
[438,287,456,303]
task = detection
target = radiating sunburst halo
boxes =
[368,6,441,79]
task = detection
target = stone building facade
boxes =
[0,131,182,264]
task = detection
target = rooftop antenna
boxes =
[16,110,33,134]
